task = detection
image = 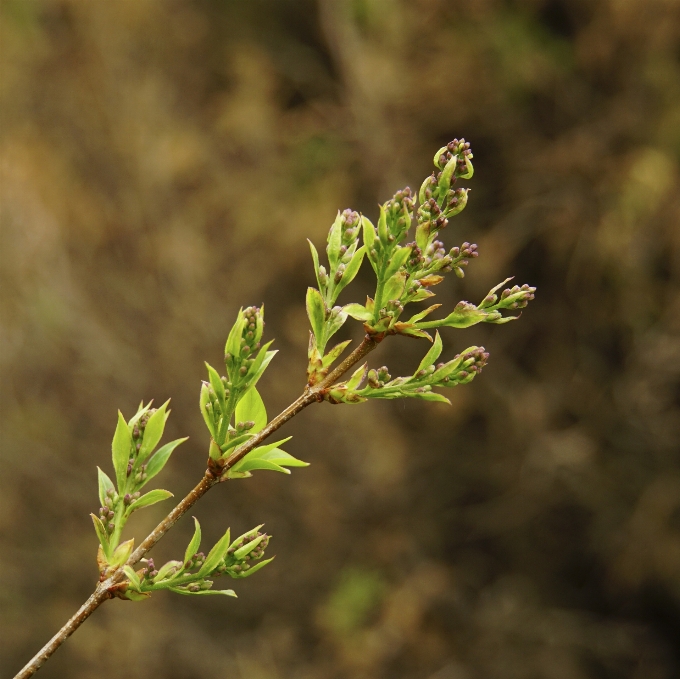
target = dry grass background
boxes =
[1,1,680,677]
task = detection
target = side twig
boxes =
[14,335,379,679]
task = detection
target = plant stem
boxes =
[14,334,379,679]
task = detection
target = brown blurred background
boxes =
[1,1,680,677]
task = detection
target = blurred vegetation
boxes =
[1,0,679,677]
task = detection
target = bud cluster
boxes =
[435,138,473,175]
[383,187,415,244]
[123,491,141,506]
[139,558,159,581]
[184,551,206,572]
[131,409,156,455]
[219,529,271,578]
[225,306,264,382]
[367,366,392,389]
[319,209,364,310]
[98,488,118,536]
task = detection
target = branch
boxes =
[13,334,379,679]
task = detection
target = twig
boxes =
[13,335,379,679]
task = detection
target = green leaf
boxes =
[123,565,141,591]
[438,154,458,198]
[344,303,373,322]
[308,239,322,290]
[206,362,226,406]
[199,383,216,437]
[322,339,352,368]
[306,287,326,343]
[138,400,170,462]
[91,514,110,554]
[184,517,202,566]
[438,303,490,329]
[220,432,253,454]
[362,216,378,272]
[327,211,343,267]
[346,363,367,391]
[110,538,134,567]
[233,534,265,560]
[97,467,115,507]
[127,489,174,514]
[124,589,151,601]
[232,556,275,578]
[416,331,443,373]
[225,309,246,362]
[407,304,441,324]
[169,587,238,597]
[235,387,267,433]
[383,246,412,280]
[244,340,275,385]
[112,410,132,492]
[246,439,309,468]
[128,401,153,432]
[233,458,290,474]
[198,527,232,577]
[154,560,183,582]
[409,391,451,404]
[246,437,292,458]
[382,270,407,304]
[144,437,188,485]
[325,306,348,341]
[377,204,389,244]
[260,449,309,467]
[332,246,366,300]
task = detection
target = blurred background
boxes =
[1,1,679,677]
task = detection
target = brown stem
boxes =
[14,335,379,679]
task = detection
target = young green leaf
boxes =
[231,556,275,578]
[127,401,153,431]
[243,438,308,468]
[143,437,188,486]
[362,216,379,272]
[383,246,411,280]
[225,309,246,362]
[235,387,267,433]
[406,304,441,324]
[346,363,367,391]
[332,246,366,300]
[198,527,232,577]
[322,340,352,368]
[168,587,237,597]
[110,538,134,567]
[199,383,216,437]
[127,489,174,514]
[184,517,202,566]
[123,565,141,591]
[205,363,226,406]
[233,534,265,560]
[344,303,373,321]
[382,270,407,305]
[410,391,451,404]
[306,287,326,343]
[91,514,110,555]
[327,211,343,267]
[112,411,132,492]
[137,400,170,462]
[245,340,275,386]
[153,560,183,582]
[232,458,291,474]
[416,331,443,373]
[308,239,322,290]
[97,467,115,507]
